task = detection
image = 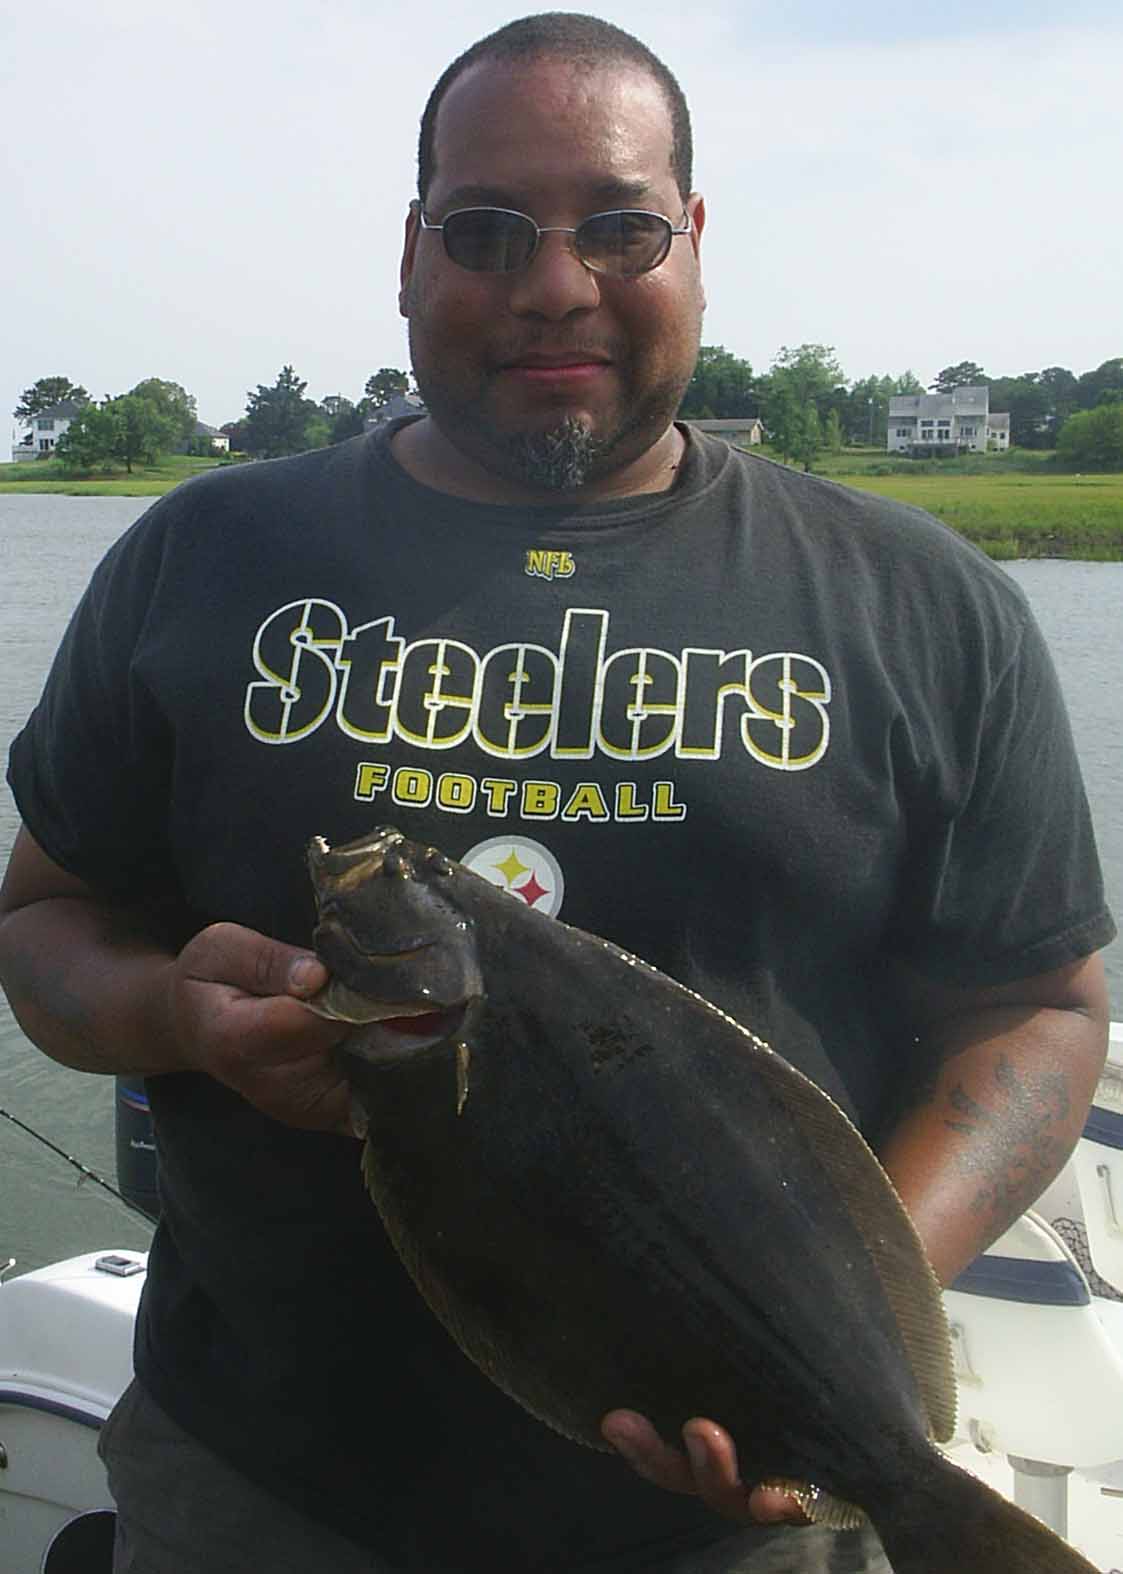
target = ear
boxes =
[687,193,706,311]
[399,201,422,319]
[687,193,706,254]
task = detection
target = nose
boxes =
[506,230,601,320]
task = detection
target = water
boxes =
[1,495,1121,1272]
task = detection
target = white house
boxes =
[888,387,1010,455]
[191,421,230,454]
[10,399,84,462]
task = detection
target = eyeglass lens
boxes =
[440,209,674,275]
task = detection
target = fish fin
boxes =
[758,1477,866,1530]
[744,1043,957,1443]
[874,1451,1100,1574]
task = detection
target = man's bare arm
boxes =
[876,951,1109,1286]
[0,826,354,1134]
[603,951,1111,1520]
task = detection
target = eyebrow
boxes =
[432,178,658,214]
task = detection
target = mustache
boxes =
[489,338,627,368]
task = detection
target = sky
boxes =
[2,0,1121,437]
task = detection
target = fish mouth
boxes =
[307,984,474,1065]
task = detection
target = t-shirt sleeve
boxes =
[886,603,1115,986]
[7,507,180,900]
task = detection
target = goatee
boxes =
[506,418,604,491]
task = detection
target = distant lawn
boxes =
[749,446,1123,560]
[6,444,1122,561]
[0,454,229,496]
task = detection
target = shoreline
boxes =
[3,452,1122,561]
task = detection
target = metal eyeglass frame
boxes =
[415,204,693,276]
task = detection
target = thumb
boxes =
[182,922,330,1001]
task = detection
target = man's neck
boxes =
[390,418,685,506]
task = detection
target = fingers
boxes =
[179,922,330,1001]
[601,1411,811,1528]
[165,923,356,1136]
[601,1410,698,1495]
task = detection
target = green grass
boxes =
[0,454,229,496]
[747,446,1123,560]
[7,445,1123,561]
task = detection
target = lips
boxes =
[496,347,613,373]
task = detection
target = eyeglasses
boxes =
[416,205,692,277]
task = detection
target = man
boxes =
[0,14,1113,1573]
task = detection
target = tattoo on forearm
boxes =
[943,1054,1071,1219]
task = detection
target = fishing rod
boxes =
[0,1104,158,1224]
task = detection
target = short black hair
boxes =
[417,13,693,205]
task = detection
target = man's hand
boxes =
[162,922,356,1135]
[0,827,356,1136]
[600,1410,810,1527]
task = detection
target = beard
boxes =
[407,317,694,496]
[506,417,604,490]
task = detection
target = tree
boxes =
[1076,358,1123,411]
[929,362,988,393]
[824,409,843,454]
[845,374,893,447]
[112,394,178,472]
[1057,405,1123,469]
[55,394,177,473]
[1037,366,1079,441]
[56,402,121,470]
[14,376,90,422]
[364,368,411,410]
[762,380,802,464]
[770,344,845,412]
[987,374,1051,449]
[793,403,822,472]
[320,394,367,444]
[678,345,757,419]
[242,365,318,458]
[129,378,197,445]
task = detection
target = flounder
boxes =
[307,825,1097,1574]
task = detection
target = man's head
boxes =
[397,14,705,503]
[417,14,694,210]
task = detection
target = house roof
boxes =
[364,392,426,429]
[889,387,989,419]
[30,399,83,422]
[689,418,762,431]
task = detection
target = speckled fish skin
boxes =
[307,827,1097,1574]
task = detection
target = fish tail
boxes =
[874,1451,1100,1574]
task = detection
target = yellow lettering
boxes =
[437,773,476,813]
[742,654,831,771]
[615,783,648,820]
[562,782,610,821]
[354,761,390,801]
[392,767,433,806]
[652,781,686,820]
[480,778,519,815]
[522,781,560,817]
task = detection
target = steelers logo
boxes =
[460,836,565,918]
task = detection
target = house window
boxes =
[895,427,911,437]
[39,438,53,452]
[37,418,55,430]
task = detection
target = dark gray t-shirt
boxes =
[8,424,1113,1569]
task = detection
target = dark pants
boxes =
[98,1380,892,1573]
[98,1381,395,1573]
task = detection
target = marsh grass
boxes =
[749,446,1123,560]
[5,445,1123,559]
[0,454,229,496]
